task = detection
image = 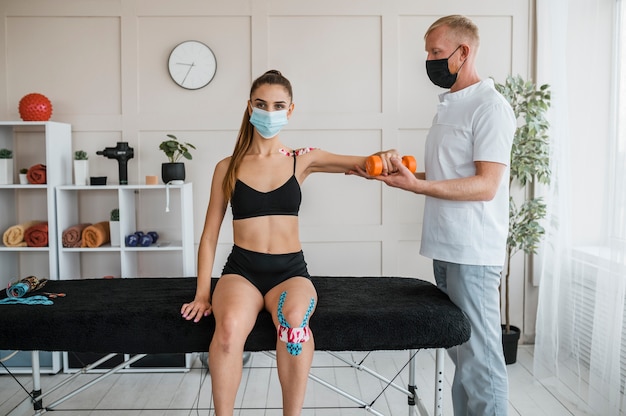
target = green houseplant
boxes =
[74,150,88,161]
[0,148,14,185]
[495,75,551,364]
[159,134,196,184]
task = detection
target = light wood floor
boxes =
[0,345,600,415]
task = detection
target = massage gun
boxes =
[96,142,134,185]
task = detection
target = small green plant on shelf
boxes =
[0,149,13,159]
[20,168,27,174]
[74,150,88,160]
[110,208,119,222]
[159,134,196,163]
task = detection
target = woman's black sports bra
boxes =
[231,154,301,220]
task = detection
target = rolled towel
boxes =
[62,223,91,248]
[25,221,49,247]
[3,220,42,247]
[81,221,110,248]
[6,276,48,297]
[27,164,47,184]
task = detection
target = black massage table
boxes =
[0,276,471,415]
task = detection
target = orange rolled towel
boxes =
[3,220,42,247]
[25,221,49,247]
[81,221,110,248]
[62,223,91,248]
[27,164,47,184]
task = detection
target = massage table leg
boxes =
[434,348,445,416]
[31,351,42,411]
[6,352,45,416]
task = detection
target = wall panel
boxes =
[6,16,121,116]
[268,16,382,114]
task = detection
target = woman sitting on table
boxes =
[181,69,396,415]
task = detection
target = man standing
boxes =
[357,15,515,415]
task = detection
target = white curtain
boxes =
[534,0,626,414]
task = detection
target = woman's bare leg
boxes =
[266,277,318,416]
[209,275,264,415]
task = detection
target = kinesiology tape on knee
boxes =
[277,291,315,356]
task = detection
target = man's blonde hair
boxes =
[424,15,480,48]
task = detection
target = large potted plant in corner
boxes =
[159,134,196,184]
[495,75,551,364]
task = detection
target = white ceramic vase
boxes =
[0,159,14,185]
[74,160,89,186]
[109,220,120,247]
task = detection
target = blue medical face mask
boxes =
[249,107,289,139]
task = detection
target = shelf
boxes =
[59,240,184,252]
[0,184,47,189]
[0,121,71,284]
[0,246,51,252]
[57,183,188,190]
[56,182,195,279]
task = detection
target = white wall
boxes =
[0,0,532,316]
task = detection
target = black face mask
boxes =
[425,45,463,89]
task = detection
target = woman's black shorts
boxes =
[221,245,311,295]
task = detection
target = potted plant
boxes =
[159,134,196,184]
[74,150,89,186]
[19,168,28,184]
[495,75,551,364]
[0,148,14,185]
[109,208,120,247]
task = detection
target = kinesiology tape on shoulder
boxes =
[277,291,315,356]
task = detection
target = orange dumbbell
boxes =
[365,155,417,176]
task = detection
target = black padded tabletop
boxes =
[0,276,470,354]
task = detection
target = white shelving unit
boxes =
[0,121,72,374]
[55,183,194,279]
[55,182,195,372]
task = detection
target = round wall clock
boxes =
[168,40,217,90]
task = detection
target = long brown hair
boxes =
[222,70,293,201]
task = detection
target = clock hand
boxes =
[181,62,196,85]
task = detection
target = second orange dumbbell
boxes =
[365,155,417,176]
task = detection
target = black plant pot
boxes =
[501,325,521,365]
[161,163,185,184]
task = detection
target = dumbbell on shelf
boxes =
[125,231,159,247]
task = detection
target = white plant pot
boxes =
[74,160,89,186]
[0,159,14,185]
[109,220,120,247]
[19,173,28,184]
